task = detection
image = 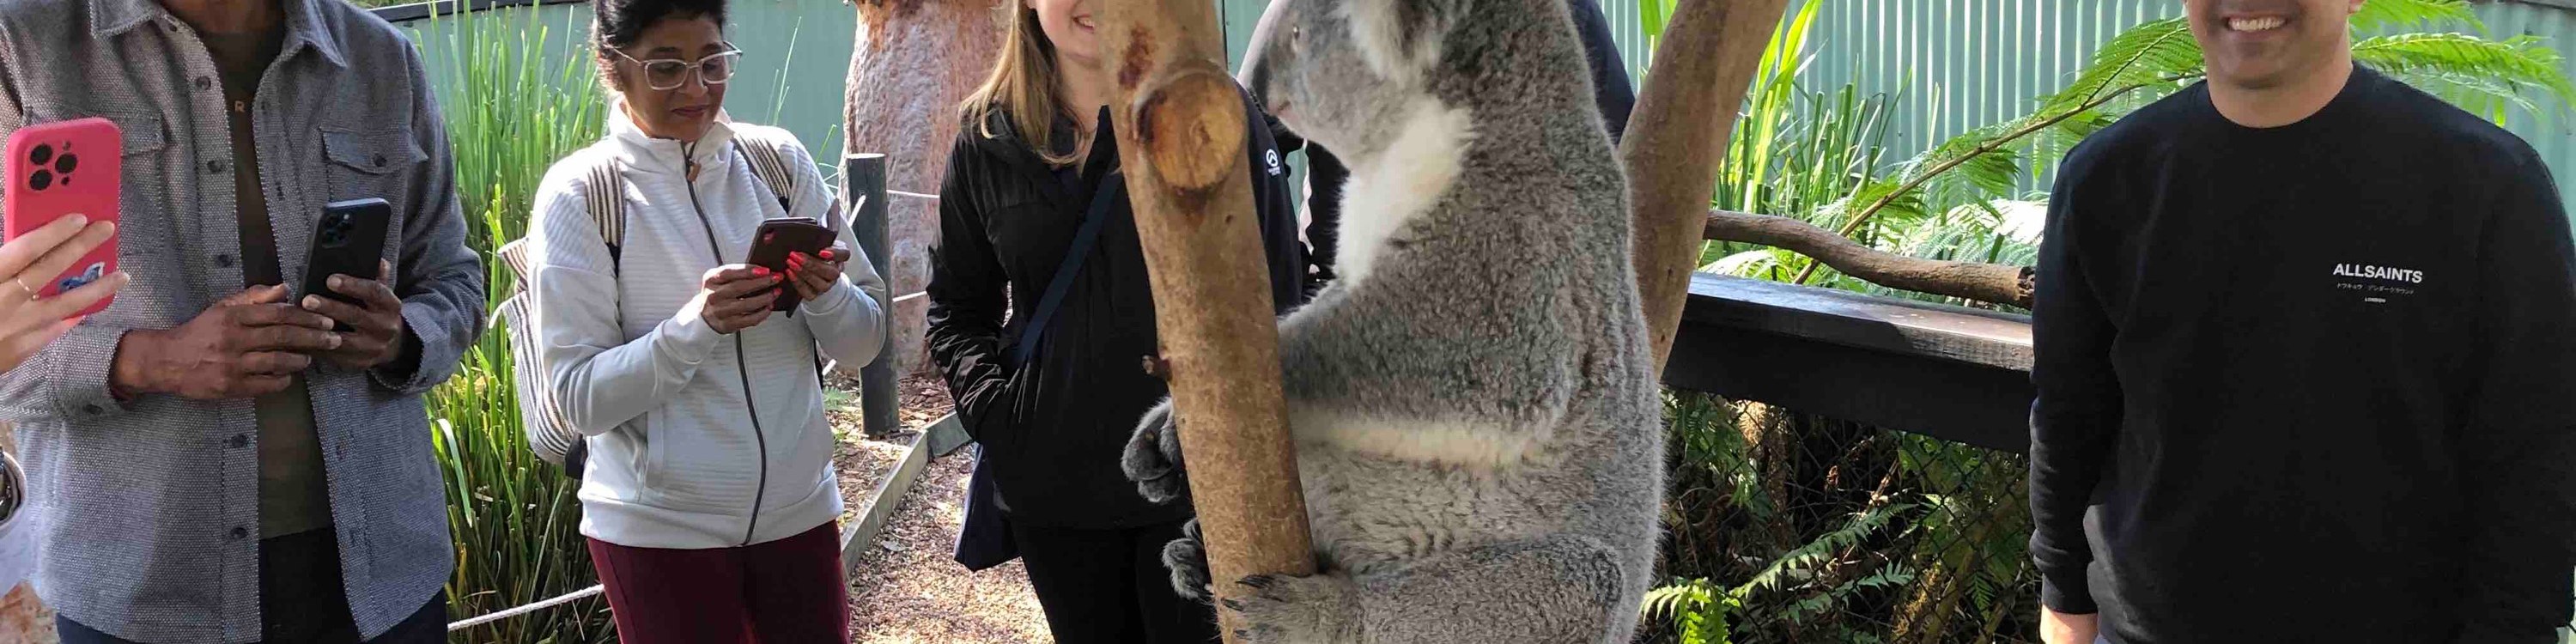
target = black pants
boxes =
[1010,517,1220,644]
[57,528,447,643]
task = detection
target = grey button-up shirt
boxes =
[0,0,483,641]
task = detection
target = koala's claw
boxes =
[1220,572,1357,644]
[1163,519,1212,601]
[1121,399,1189,503]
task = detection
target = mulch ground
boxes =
[832,373,1052,643]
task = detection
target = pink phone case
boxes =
[3,118,121,318]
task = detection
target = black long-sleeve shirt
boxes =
[925,95,1303,529]
[2029,64,2576,643]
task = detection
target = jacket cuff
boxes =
[56,324,132,420]
[2039,565,2099,615]
[367,306,441,394]
[655,301,726,361]
[797,279,862,318]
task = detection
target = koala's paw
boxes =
[1222,573,1359,644]
[1121,398,1188,503]
[1162,519,1212,601]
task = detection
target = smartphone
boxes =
[3,118,122,318]
[301,198,392,331]
[744,217,836,312]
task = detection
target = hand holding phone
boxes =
[296,199,407,369]
[744,218,838,312]
[4,117,123,319]
[0,215,127,374]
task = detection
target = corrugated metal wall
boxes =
[1595,0,2576,211]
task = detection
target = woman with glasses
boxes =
[524,0,888,641]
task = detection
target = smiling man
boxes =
[2026,1,2576,643]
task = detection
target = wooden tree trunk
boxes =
[843,0,1004,376]
[1625,0,1797,370]
[1098,2,1315,640]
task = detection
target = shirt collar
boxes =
[93,0,349,69]
[605,93,739,176]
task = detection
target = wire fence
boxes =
[1650,392,2040,644]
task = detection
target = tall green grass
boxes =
[417,5,616,642]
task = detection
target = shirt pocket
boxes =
[317,125,426,205]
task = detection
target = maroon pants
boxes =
[587,520,852,644]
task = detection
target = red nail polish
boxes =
[754,267,769,276]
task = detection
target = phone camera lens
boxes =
[27,143,50,167]
[27,169,52,191]
[53,154,76,174]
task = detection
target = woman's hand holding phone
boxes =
[0,214,127,373]
[696,264,784,335]
[783,246,849,303]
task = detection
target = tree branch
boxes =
[1628,0,1798,372]
[1706,209,2033,308]
[1100,3,1313,640]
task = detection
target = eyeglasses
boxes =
[612,45,744,91]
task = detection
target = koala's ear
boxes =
[1341,0,1460,81]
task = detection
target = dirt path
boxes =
[835,374,1051,643]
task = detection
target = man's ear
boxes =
[1340,0,1458,82]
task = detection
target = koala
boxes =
[1117,0,1663,641]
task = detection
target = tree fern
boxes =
[2358,33,2576,122]
[2350,0,2482,34]
[1736,502,1918,595]
[1643,579,1737,644]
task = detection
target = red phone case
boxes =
[3,118,122,318]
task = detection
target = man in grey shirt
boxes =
[0,0,483,641]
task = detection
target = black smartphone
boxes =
[744,217,837,312]
[301,198,392,331]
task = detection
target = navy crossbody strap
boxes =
[1011,174,1121,368]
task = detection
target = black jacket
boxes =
[926,94,1303,529]
[1269,0,1632,295]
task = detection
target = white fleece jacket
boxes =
[529,102,888,550]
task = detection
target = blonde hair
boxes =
[960,4,1080,167]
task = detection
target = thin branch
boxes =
[1705,209,2033,307]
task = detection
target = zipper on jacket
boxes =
[683,143,773,547]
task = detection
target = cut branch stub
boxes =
[1135,64,1249,193]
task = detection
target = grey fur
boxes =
[1120,0,1663,641]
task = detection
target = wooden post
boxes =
[1626,0,1798,370]
[841,154,901,439]
[1098,0,1315,640]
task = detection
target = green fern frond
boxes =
[2351,0,2481,33]
[1736,502,1919,595]
[2357,33,2576,114]
[2046,18,2204,112]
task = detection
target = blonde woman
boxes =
[923,0,1305,641]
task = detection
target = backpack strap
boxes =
[585,157,629,274]
[732,134,797,213]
